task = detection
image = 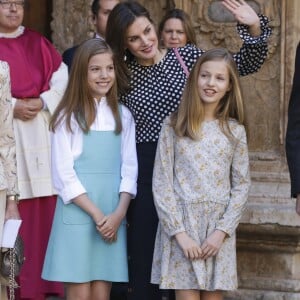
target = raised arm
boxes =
[222,0,261,36]
[222,0,272,76]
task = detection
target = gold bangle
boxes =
[6,194,19,204]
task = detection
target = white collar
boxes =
[0,26,24,38]
[94,96,107,106]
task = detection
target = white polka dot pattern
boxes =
[120,15,271,144]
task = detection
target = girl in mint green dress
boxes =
[42,39,137,300]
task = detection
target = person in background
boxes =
[106,1,271,299]
[42,38,137,300]
[286,42,300,216]
[63,0,119,71]
[0,60,20,300]
[158,8,197,48]
[0,1,68,299]
[151,48,250,300]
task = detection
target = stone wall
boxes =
[51,0,300,298]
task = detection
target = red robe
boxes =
[0,28,64,300]
[0,28,61,98]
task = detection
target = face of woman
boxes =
[161,18,187,48]
[0,1,24,33]
[125,16,159,65]
[87,52,115,100]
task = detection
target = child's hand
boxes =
[96,212,123,242]
[175,232,202,260]
[95,215,110,240]
[200,230,227,260]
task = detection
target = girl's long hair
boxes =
[50,38,122,134]
[171,48,247,141]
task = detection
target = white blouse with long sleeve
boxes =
[51,98,138,204]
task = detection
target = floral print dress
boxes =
[151,118,251,290]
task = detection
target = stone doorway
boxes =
[23,0,53,40]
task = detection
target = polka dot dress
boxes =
[120,15,271,144]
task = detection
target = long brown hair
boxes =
[171,48,247,141]
[50,38,122,134]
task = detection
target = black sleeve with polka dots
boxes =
[120,15,271,143]
[178,15,272,77]
[233,14,272,76]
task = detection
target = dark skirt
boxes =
[127,142,174,300]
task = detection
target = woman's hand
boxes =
[200,230,227,260]
[175,232,202,260]
[222,0,261,36]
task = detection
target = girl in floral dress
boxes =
[106,1,270,299]
[151,48,251,300]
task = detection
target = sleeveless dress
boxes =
[42,130,128,282]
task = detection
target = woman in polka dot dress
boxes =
[106,1,271,300]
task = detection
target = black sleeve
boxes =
[62,46,78,73]
[286,42,300,197]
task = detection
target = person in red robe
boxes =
[0,1,68,299]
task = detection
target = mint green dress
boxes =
[42,130,128,283]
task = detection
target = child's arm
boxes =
[97,192,132,241]
[154,119,202,258]
[175,232,202,260]
[221,0,272,76]
[200,126,250,259]
[97,106,137,241]
[119,106,138,198]
[51,122,87,205]
[153,119,185,237]
[73,193,105,225]
[200,230,227,260]
[215,126,251,237]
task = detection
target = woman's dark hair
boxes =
[106,1,154,93]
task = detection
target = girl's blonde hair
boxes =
[50,38,122,134]
[171,48,247,141]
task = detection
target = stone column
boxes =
[224,1,300,299]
